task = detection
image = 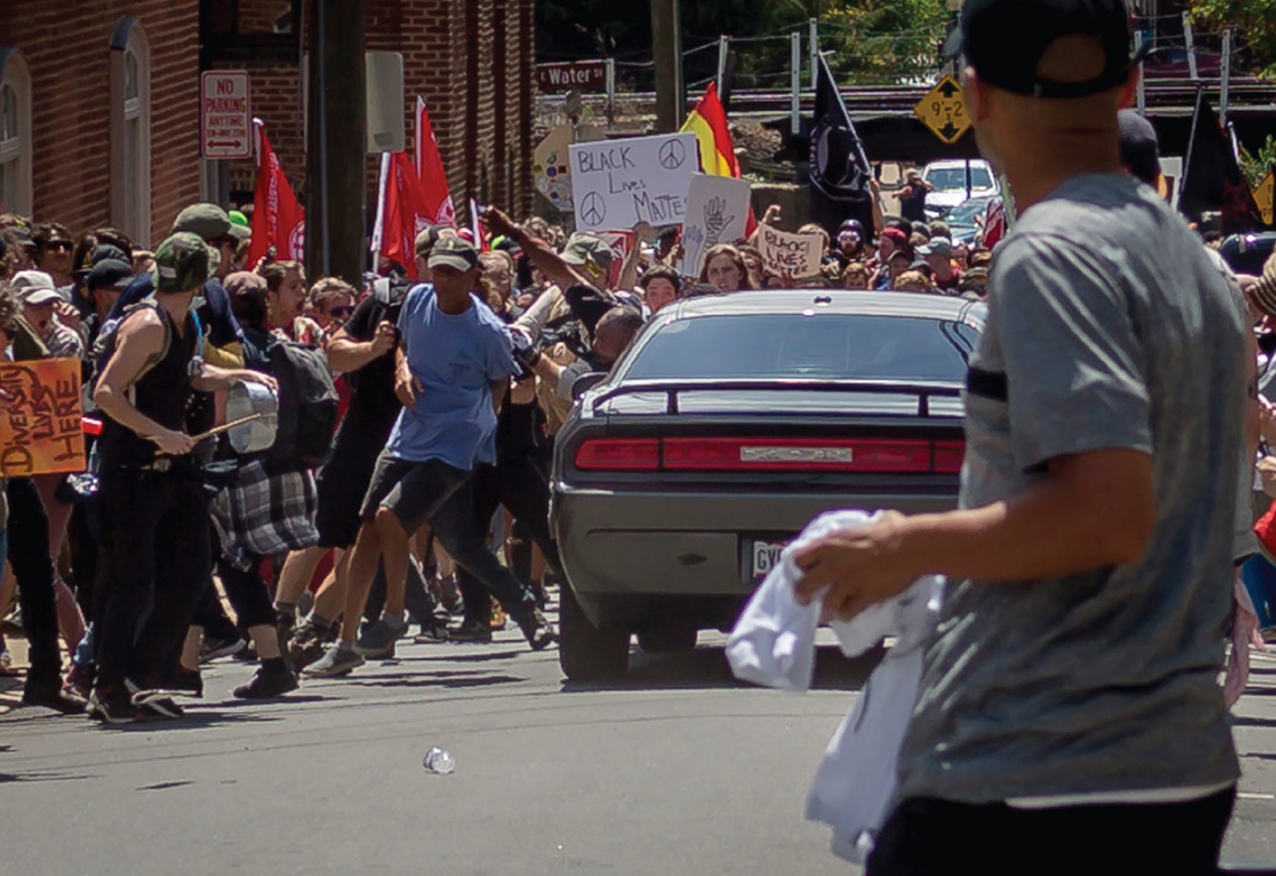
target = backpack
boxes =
[266,336,339,469]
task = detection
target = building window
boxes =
[110,18,151,243]
[0,48,33,217]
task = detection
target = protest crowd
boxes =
[0,162,1005,723]
[0,19,1272,748]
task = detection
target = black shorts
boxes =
[314,427,387,549]
[358,451,468,537]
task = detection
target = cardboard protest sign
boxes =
[533,125,575,212]
[758,226,824,279]
[595,230,634,289]
[0,358,86,477]
[679,174,752,277]
[569,133,698,232]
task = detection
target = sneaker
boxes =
[355,614,408,658]
[448,619,493,644]
[303,644,365,678]
[22,679,88,715]
[200,636,247,664]
[438,576,464,615]
[513,608,557,652]
[136,697,185,719]
[414,616,450,644]
[289,619,331,671]
[64,662,95,699]
[87,685,142,724]
[233,665,299,699]
[162,669,204,699]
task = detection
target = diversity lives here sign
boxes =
[569,133,698,232]
[0,358,86,477]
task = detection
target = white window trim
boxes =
[0,48,33,217]
[109,18,151,243]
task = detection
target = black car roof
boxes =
[668,289,985,324]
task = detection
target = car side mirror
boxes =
[572,372,609,399]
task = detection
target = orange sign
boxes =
[0,358,86,476]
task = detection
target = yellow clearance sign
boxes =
[915,75,970,145]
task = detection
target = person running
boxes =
[306,236,553,678]
[794,0,1246,872]
[89,233,275,723]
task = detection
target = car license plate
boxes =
[752,540,787,580]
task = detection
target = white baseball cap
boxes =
[10,270,63,306]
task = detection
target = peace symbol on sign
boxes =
[579,191,606,227]
[658,138,687,170]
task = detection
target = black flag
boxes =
[809,54,874,235]
[1179,89,1262,235]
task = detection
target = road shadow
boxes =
[201,694,339,710]
[341,673,525,693]
[91,710,283,733]
[561,644,884,693]
[0,769,101,783]
[1233,716,1276,729]
[395,649,527,664]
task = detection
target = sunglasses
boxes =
[328,306,354,319]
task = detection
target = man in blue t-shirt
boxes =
[307,236,555,677]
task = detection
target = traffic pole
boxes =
[305,0,367,286]
[651,0,684,132]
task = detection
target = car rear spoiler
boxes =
[590,379,963,417]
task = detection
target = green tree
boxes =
[1189,0,1276,78]
[821,0,952,83]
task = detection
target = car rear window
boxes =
[925,166,993,191]
[624,314,978,383]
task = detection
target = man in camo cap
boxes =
[88,232,275,724]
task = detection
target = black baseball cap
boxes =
[946,0,1141,99]
[1117,109,1161,186]
[86,259,135,292]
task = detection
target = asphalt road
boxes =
[3,598,1276,875]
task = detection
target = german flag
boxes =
[682,82,740,178]
[682,82,754,233]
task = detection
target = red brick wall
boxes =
[1,0,533,249]
[0,0,202,245]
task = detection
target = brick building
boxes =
[0,0,535,250]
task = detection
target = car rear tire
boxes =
[558,584,630,681]
[636,620,698,653]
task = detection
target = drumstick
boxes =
[190,413,265,443]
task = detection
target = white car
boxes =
[922,159,999,217]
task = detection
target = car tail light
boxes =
[933,441,966,473]
[574,437,661,470]
[663,437,933,472]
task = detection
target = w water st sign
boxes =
[536,61,607,93]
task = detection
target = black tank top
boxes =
[99,305,201,470]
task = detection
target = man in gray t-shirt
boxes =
[793,0,1245,872]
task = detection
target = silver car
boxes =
[551,290,985,680]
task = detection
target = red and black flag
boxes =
[1179,90,1263,235]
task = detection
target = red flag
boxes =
[248,120,305,264]
[415,97,456,226]
[379,151,434,279]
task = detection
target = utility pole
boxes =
[306,0,367,286]
[651,0,684,132]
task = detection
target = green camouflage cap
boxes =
[561,233,614,273]
[172,202,251,241]
[153,232,218,293]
